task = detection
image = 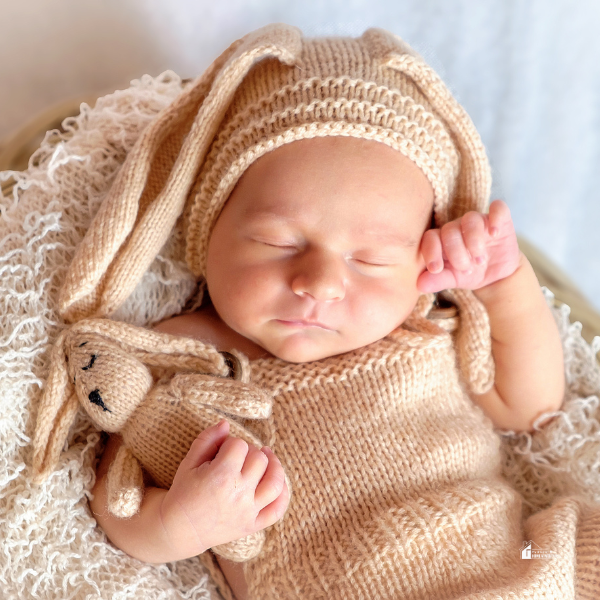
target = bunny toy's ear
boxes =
[67,317,232,377]
[58,24,303,323]
[361,28,491,226]
[32,330,81,483]
[31,316,232,483]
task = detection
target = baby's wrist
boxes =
[131,486,196,564]
[472,251,529,307]
[158,491,209,561]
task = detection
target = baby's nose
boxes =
[290,249,346,302]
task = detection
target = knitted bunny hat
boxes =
[58,23,491,323]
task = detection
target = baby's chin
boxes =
[260,333,380,364]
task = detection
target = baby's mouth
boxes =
[276,319,332,330]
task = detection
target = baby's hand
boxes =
[159,420,289,560]
[417,200,521,294]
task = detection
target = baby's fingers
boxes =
[254,447,286,510]
[181,420,230,470]
[420,228,444,274]
[255,475,290,530]
[210,436,250,473]
[439,219,473,272]
[460,211,487,265]
[241,445,269,482]
[488,199,512,237]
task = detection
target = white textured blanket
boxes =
[1,72,600,599]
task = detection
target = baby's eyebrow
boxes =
[243,209,420,247]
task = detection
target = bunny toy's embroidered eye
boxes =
[89,389,111,413]
[82,355,97,371]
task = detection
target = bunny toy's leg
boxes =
[106,443,144,518]
[212,530,266,562]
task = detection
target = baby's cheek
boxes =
[354,280,410,328]
[227,265,285,320]
[236,263,283,297]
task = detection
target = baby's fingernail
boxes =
[428,261,440,273]
[475,256,484,265]
[490,227,499,238]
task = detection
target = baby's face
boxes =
[206,137,434,363]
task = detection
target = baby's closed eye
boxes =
[255,239,296,249]
[352,259,396,267]
[258,242,398,267]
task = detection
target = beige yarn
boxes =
[29,22,600,598]
[7,65,600,600]
[32,317,275,562]
[57,23,490,322]
[220,295,600,600]
[184,41,462,277]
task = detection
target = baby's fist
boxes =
[418,200,520,294]
[159,420,290,561]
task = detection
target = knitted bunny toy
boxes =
[32,317,274,562]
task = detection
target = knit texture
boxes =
[57,23,491,322]
[32,318,274,560]
[225,294,599,600]
[2,70,600,599]
[28,23,600,597]
[1,71,225,600]
[184,34,462,278]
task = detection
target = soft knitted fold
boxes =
[209,301,599,599]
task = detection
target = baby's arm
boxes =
[418,200,565,433]
[469,250,564,433]
[90,421,289,563]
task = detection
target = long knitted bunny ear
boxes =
[59,24,303,323]
[362,28,491,226]
[32,330,81,483]
[65,317,232,377]
[363,30,495,395]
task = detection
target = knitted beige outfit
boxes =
[31,23,600,599]
[231,291,600,599]
[33,299,600,599]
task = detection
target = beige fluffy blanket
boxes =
[1,72,600,599]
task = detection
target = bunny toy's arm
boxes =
[105,443,144,518]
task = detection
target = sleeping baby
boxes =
[49,23,600,600]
